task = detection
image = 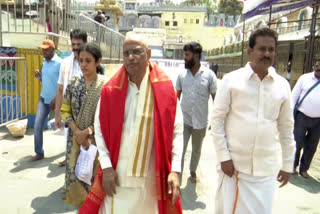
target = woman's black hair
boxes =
[78,43,104,75]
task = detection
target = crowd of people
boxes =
[30,27,319,214]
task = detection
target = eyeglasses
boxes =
[123,48,146,57]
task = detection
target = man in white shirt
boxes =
[211,28,295,214]
[54,29,87,166]
[292,60,320,179]
[79,33,183,214]
[176,42,217,183]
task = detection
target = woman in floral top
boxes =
[61,43,108,209]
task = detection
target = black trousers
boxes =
[293,111,320,172]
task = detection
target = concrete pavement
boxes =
[0,127,75,214]
[0,125,320,214]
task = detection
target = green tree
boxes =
[218,0,243,17]
[181,0,218,15]
[180,0,204,5]
[204,0,218,15]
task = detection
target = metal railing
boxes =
[273,24,312,35]
[0,1,124,62]
[0,0,79,48]
[0,56,27,127]
[77,13,124,62]
[1,1,66,35]
[0,0,87,35]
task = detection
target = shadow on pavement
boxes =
[10,152,65,174]
[31,187,76,214]
[296,205,316,213]
[0,127,38,140]
[181,177,206,211]
[0,127,25,141]
[47,162,66,178]
[23,128,35,136]
[23,128,64,136]
[289,174,320,193]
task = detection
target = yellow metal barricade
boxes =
[17,48,43,115]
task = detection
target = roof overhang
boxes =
[243,0,315,19]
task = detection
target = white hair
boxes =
[124,32,148,48]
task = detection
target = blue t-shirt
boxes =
[40,53,62,104]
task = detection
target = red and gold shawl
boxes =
[79,62,182,214]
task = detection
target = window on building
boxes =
[125,3,135,10]
[173,21,178,26]
[184,19,187,24]
[196,19,199,24]
[165,21,170,26]
[190,19,193,24]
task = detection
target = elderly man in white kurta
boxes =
[94,80,184,213]
[79,34,183,214]
[211,28,295,214]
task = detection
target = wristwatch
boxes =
[88,127,93,136]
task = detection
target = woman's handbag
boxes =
[75,144,98,185]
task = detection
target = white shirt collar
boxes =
[245,62,276,81]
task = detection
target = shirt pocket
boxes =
[198,78,209,97]
[264,91,285,120]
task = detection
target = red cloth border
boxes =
[79,62,182,214]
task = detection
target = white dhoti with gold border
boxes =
[215,170,277,214]
[98,149,158,214]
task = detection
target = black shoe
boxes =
[30,155,44,161]
[300,171,311,179]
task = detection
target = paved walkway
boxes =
[0,125,319,214]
